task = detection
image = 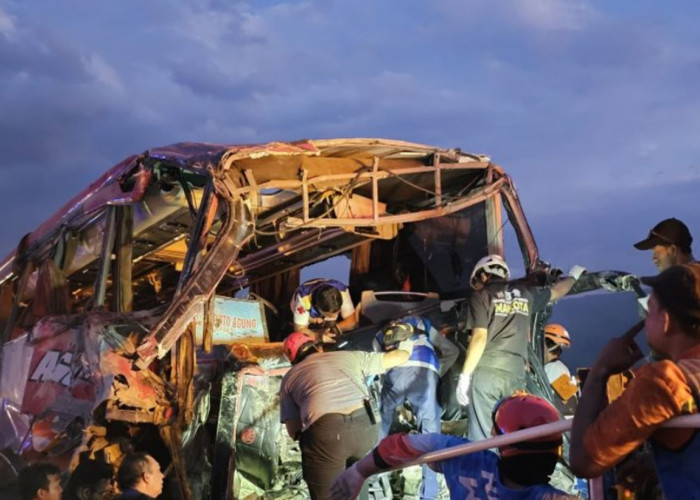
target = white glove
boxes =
[397,339,416,354]
[567,265,586,281]
[456,373,471,406]
[330,463,366,500]
[637,296,650,313]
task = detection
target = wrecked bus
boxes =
[0,138,625,498]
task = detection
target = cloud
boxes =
[84,54,124,93]
[0,5,15,37]
[434,0,595,33]
[172,2,268,50]
[1,0,700,271]
[511,0,594,32]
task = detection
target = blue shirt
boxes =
[394,433,575,500]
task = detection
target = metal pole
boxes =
[389,413,700,471]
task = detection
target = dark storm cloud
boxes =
[0,0,699,271]
[168,58,275,100]
[0,24,91,82]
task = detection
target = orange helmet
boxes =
[283,332,316,364]
[492,392,562,457]
[544,323,570,350]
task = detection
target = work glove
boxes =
[456,373,471,406]
[329,463,365,500]
[637,296,650,313]
[599,278,618,293]
[397,338,416,354]
[567,265,586,281]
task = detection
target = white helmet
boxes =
[470,254,510,289]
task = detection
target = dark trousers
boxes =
[467,365,525,441]
[300,408,377,500]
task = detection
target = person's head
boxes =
[377,320,416,350]
[634,218,694,271]
[283,331,320,364]
[491,392,562,486]
[543,323,570,362]
[642,263,700,358]
[17,463,62,500]
[470,254,510,290]
[116,453,164,498]
[313,285,343,318]
[63,459,115,500]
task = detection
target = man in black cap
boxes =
[570,263,700,498]
[634,217,695,272]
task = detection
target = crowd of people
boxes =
[280,217,700,499]
[16,452,164,500]
[13,216,700,499]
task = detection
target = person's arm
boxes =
[380,346,411,371]
[461,328,487,376]
[337,307,359,331]
[549,277,575,302]
[549,265,586,302]
[284,419,302,441]
[569,368,614,476]
[279,382,303,440]
[330,433,451,500]
[455,327,488,404]
[570,322,644,477]
[292,293,313,333]
[337,289,359,331]
[456,291,489,405]
[293,323,315,335]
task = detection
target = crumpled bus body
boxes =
[0,138,616,498]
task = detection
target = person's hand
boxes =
[567,265,587,281]
[321,328,339,343]
[619,274,640,292]
[599,273,639,293]
[456,373,471,406]
[599,276,618,292]
[329,463,365,500]
[637,296,650,313]
[592,321,644,376]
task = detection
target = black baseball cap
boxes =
[642,263,700,323]
[634,218,693,250]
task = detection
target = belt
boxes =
[322,407,369,423]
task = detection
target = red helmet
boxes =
[544,323,571,350]
[492,392,562,458]
[283,332,316,363]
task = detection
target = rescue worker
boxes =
[543,323,579,412]
[374,316,459,500]
[291,278,358,342]
[279,332,412,499]
[456,254,585,440]
[570,263,700,498]
[330,392,577,499]
[543,323,573,384]
[634,217,695,272]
